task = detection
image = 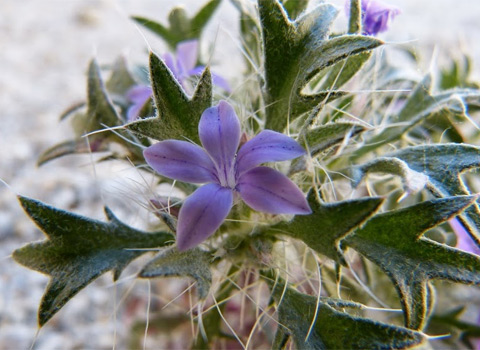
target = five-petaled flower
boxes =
[144,100,312,251]
[346,0,400,36]
[126,39,230,122]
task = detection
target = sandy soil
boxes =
[1,0,479,349]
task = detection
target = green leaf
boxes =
[13,196,173,326]
[126,52,212,143]
[387,143,480,245]
[84,59,121,133]
[266,275,427,349]
[259,0,382,131]
[106,56,137,96]
[303,121,368,156]
[279,0,309,20]
[348,0,362,34]
[191,0,222,34]
[131,0,221,49]
[272,191,384,265]
[37,139,108,166]
[139,247,212,300]
[131,15,178,48]
[354,75,480,157]
[345,196,480,330]
[350,157,428,194]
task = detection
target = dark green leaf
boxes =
[13,196,173,326]
[387,143,480,245]
[348,0,362,34]
[350,157,428,194]
[132,0,221,49]
[303,121,368,156]
[272,191,384,265]
[354,75,480,157]
[131,15,178,49]
[191,0,222,34]
[126,52,212,143]
[106,56,137,96]
[259,0,382,131]
[266,275,427,349]
[345,196,480,330]
[85,59,120,133]
[37,139,108,166]
[280,0,309,20]
[139,247,212,300]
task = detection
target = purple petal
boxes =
[188,65,205,77]
[236,130,306,176]
[362,0,400,35]
[449,218,480,255]
[177,183,233,251]
[126,85,153,122]
[176,39,199,75]
[199,100,241,187]
[144,140,217,183]
[212,73,231,93]
[237,166,311,215]
[163,52,179,80]
[126,85,153,104]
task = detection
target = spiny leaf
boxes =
[126,52,212,143]
[350,157,428,194]
[84,59,121,133]
[345,196,480,330]
[139,247,212,300]
[355,75,480,157]
[303,121,368,156]
[131,0,221,49]
[37,139,108,167]
[387,143,480,246]
[272,191,384,265]
[279,0,309,20]
[259,0,382,131]
[348,0,362,34]
[266,274,427,349]
[12,196,173,326]
[106,56,137,96]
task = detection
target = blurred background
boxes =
[0,0,479,348]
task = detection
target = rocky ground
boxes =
[1,0,479,349]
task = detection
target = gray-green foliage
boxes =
[13,0,480,348]
[13,196,173,326]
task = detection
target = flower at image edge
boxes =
[144,100,312,251]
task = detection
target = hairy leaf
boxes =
[345,196,480,330]
[106,56,137,96]
[303,121,368,156]
[259,0,382,131]
[13,196,173,326]
[127,52,212,143]
[272,191,384,265]
[388,143,480,246]
[267,275,427,349]
[131,0,221,49]
[355,75,480,157]
[139,247,212,299]
[350,157,428,194]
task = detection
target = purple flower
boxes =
[126,39,230,122]
[346,0,400,36]
[144,101,312,251]
[126,85,153,122]
[449,218,480,255]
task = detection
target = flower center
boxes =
[217,159,237,189]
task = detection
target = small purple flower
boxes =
[126,39,230,122]
[144,100,312,251]
[126,85,153,122]
[346,0,400,36]
[449,218,480,255]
